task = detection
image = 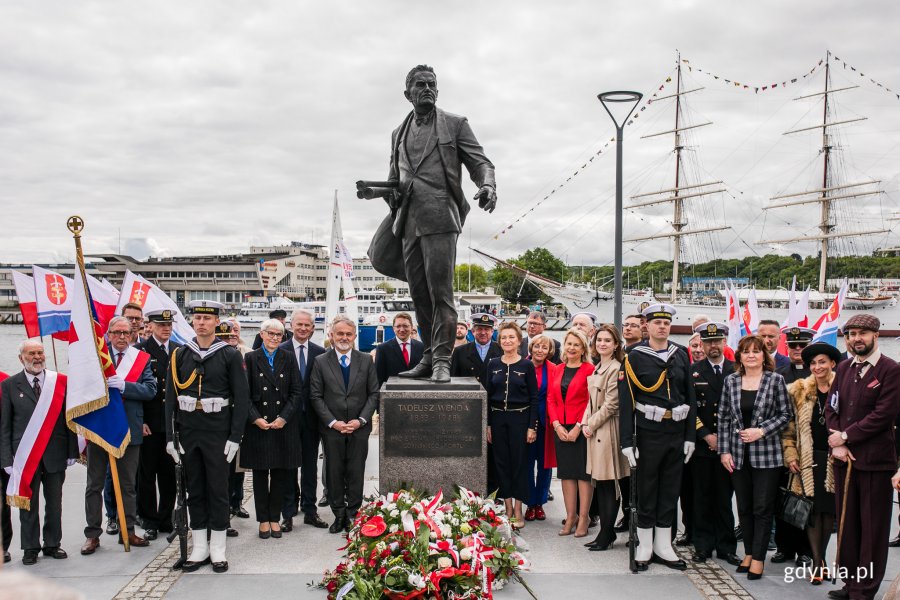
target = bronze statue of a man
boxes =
[367,65,497,383]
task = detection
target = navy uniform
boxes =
[772,326,814,564]
[619,304,696,571]
[689,323,739,564]
[450,313,501,385]
[165,301,249,573]
[136,309,181,539]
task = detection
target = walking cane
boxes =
[833,458,853,584]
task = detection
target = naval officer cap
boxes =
[695,321,728,340]
[146,308,175,324]
[571,311,598,325]
[188,299,224,316]
[214,321,234,337]
[471,313,498,329]
[784,326,816,344]
[642,303,676,321]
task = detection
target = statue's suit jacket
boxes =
[368,107,495,281]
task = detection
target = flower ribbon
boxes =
[429,539,460,567]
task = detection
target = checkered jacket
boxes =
[718,370,794,469]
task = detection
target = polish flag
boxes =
[116,270,193,344]
[724,282,743,351]
[87,274,120,333]
[10,271,40,338]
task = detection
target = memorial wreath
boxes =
[316,486,535,600]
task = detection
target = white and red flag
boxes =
[724,281,743,351]
[10,270,40,338]
[812,280,848,347]
[87,274,120,333]
[116,270,193,344]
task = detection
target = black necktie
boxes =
[855,362,867,382]
[297,345,306,381]
[32,376,41,399]
[714,364,721,376]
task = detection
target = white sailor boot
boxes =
[652,526,687,571]
[634,527,653,571]
[182,529,210,572]
[209,529,228,573]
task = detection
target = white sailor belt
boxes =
[178,395,230,413]
[670,404,690,421]
[636,402,689,422]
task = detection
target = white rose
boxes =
[440,525,451,538]
[389,524,399,533]
[460,549,472,561]
[437,557,452,569]
[390,509,400,517]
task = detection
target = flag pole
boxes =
[50,338,59,371]
[67,216,131,552]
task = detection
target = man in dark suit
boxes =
[519,311,560,362]
[689,323,740,566]
[370,64,497,383]
[776,327,814,386]
[1,340,78,565]
[135,309,180,541]
[375,312,424,386]
[826,314,900,600]
[279,309,328,531]
[310,316,379,533]
[450,313,501,385]
[81,316,157,555]
[758,320,790,371]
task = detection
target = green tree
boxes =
[454,264,490,292]
[491,248,567,303]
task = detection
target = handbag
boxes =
[777,472,814,529]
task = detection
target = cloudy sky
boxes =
[1,1,898,272]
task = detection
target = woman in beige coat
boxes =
[781,342,840,585]
[581,324,628,551]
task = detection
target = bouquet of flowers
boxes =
[316,486,533,600]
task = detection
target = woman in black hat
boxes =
[781,342,842,584]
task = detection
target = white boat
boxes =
[235,288,389,328]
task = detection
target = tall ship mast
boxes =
[626,52,729,302]
[757,53,889,292]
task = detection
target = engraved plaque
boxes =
[383,397,482,457]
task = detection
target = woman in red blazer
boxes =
[547,328,596,537]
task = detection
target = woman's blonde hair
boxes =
[563,328,591,364]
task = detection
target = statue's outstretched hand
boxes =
[475,185,497,213]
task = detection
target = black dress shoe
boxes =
[770,551,793,564]
[652,555,688,571]
[212,560,228,573]
[234,508,250,519]
[304,514,329,529]
[281,518,293,532]
[42,547,67,559]
[827,589,850,600]
[22,550,38,565]
[614,517,629,533]
[259,528,271,539]
[106,519,119,536]
[747,570,763,581]
[3,551,10,563]
[547,490,554,501]
[588,516,599,529]
[182,557,211,572]
[318,495,329,507]
[144,529,158,541]
[226,528,239,538]
[795,554,812,566]
[270,527,282,539]
[399,361,432,379]
[634,560,649,572]
[691,551,707,562]
[329,518,345,534]
[721,553,742,566]
[889,535,900,548]
[589,539,614,552]
[674,534,692,547]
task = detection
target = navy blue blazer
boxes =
[278,338,326,414]
[374,337,424,385]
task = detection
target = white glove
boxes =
[66,458,76,467]
[684,441,695,464]
[224,441,239,463]
[3,466,11,475]
[166,441,181,464]
[107,375,126,392]
[621,447,638,468]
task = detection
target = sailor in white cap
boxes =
[164,300,249,573]
[618,303,695,571]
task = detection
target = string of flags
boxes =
[489,72,675,240]
[829,51,900,101]
[680,57,825,93]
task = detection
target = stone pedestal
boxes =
[379,377,486,496]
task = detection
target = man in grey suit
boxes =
[1,340,78,565]
[368,64,497,383]
[309,317,379,533]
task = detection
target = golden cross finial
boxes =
[67,215,84,234]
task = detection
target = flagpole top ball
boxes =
[843,314,880,333]
[695,321,728,340]
[67,215,85,235]
[188,300,223,316]
[642,303,676,321]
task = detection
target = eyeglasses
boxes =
[109,331,131,337]
[262,330,282,337]
[124,316,143,322]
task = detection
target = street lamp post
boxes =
[598,91,642,330]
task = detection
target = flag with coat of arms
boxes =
[116,270,194,344]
